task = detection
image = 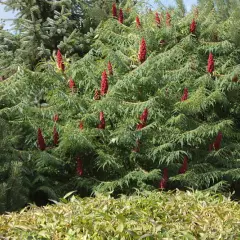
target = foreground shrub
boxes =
[0,191,239,239]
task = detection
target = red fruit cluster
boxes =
[108,61,113,75]
[179,156,188,174]
[209,132,223,151]
[69,78,75,89]
[137,108,148,130]
[53,126,59,146]
[37,128,46,151]
[155,12,161,27]
[56,50,65,72]
[136,16,141,28]
[53,114,59,122]
[159,168,168,189]
[118,8,123,24]
[98,111,106,129]
[112,3,117,18]
[101,70,108,95]
[79,121,84,130]
[190,19,197,34]
[138,38,147,63]
[166,12,171,26]
[181,88,188,101]
[76,157,83,176]
[207,52,214,74]
[94,89,101,100]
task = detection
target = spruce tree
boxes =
[1,0,240,210]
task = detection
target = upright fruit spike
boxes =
[112,3,117,18]
[56,49,65,72]
[179,156,188,174]
[207,52,214,74]
[213,132,223,150]
[37,128,46,151]
[181,88,188,101]
[79,121,84,130]
[159,168,168,189]
[138,38,147,63]
[98,111,106,129]
[118,8,123,24]
[76,157,83,176]
[53,126,59,146]
[137,108,149,130]
[100,70,108,95]
[53,114,59,122]
[108,61,113,75]
[136,16,141,28]
[166,12,171,26]
[190,19,197,34]
[69,78,75,89]
[94,89,101,100]
[155,12,161,27]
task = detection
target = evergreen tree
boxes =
[1,0,240,211]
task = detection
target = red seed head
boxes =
[190,19,197,33]
[166,12,171,26]
[108,61,113,75]
[53,114,59,122]
[37,128,46,151]
[56,49,65,72]
[181,88,188,101]
[69,78,75,89]
[98,111,105,129]
[53,126,59,146]
[138,38,147,63]
[155,12,161,27]
[159,168,168,189]
[112,3,117,18]
[76,157,83,176]
[140,108,148,124]
[179,156,188,174]
[213,132,223,150]
[118,8,123,24]
[207,52,214,74]
[136,16,141,28]
[100,70,108,95]
[94,89,101,100]
[79,121,84,130]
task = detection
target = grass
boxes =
[0,190,240,239]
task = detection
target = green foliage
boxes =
[0,191,240,239]
[1,0,240,212]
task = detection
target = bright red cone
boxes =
[190,19,197,34]
[53,114,59,122]
[56,49,65,72]
[118,8,123,24]
[76,157,83,176]
[136,16,141,28]
[179,156,188,174]
[207,52,214,74]
[138,38,147,63]
[166,12,171,26]
[137,108,148,130]
[100,70,108,95]
[155,12,161,27]
[98,111,106,129]
[37,128,46,151]
[79,121,84,130]
[181,88,188,101]
[159,168,168,189]
[53,126,59,146]
[112,3,117,18]
[213,132,223,150]
[69,78,75,89]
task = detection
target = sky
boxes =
[0,0,197,30]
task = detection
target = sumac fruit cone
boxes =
[37,128,46,151]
